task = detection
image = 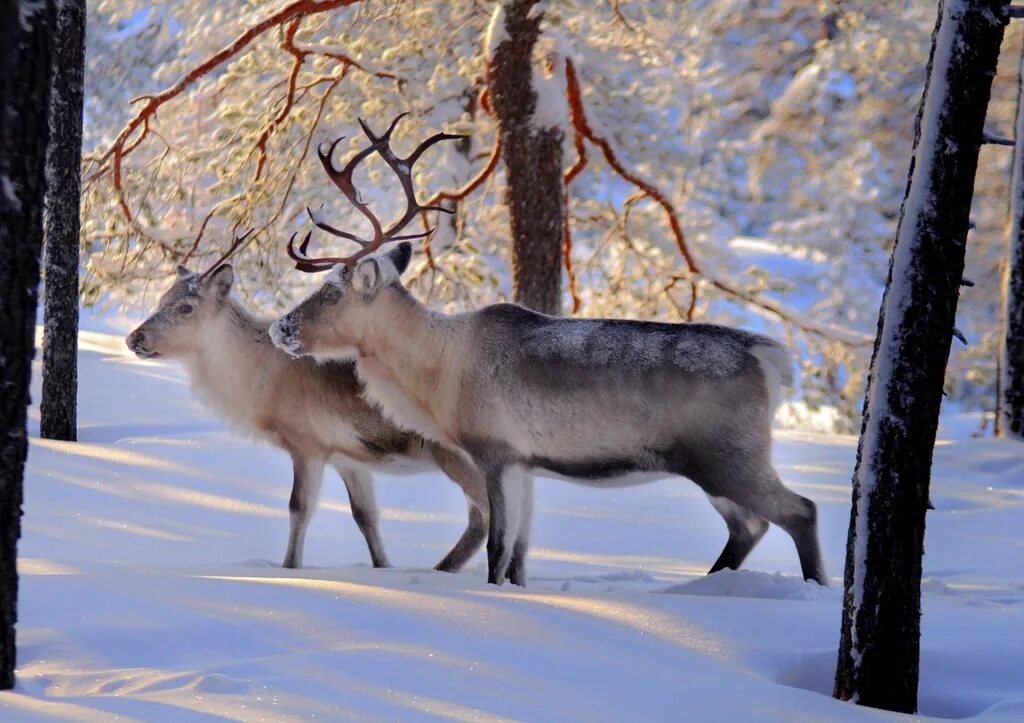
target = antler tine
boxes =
[196,227,255,280]
[316,135,386,247]
[357,115,467,238]
[290,117,460,272]
[287,230,343,273]
[306,205,371,248]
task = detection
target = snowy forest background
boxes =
[79,0,1020,433]
[2,1,1023,719]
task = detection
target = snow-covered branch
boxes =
[564,57,871,345]
[87,0,365,228]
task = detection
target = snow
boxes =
[0,174,18,210]
[483,3,509,61]
[2,309,1023,720]
[531,58,569,132]
[293,41,389,77]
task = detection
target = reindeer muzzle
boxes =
[126,330,160,359]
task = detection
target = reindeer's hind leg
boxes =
[684,449,826,585]
[705,494,769,574]
[335,465,390,568]
[284,453,325,569]
[760,476,826,585]
[429,444,489,573]
[719,469,825,585]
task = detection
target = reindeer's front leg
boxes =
[284,453,325,569]
[486,465,526,585]
[505,473,535,587]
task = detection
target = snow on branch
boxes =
[484,3,510,62]
[422,100,502,210]
[86,0,376,234]
[563,57,871,345]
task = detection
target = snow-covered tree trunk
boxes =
[486,0,565,315]
[40,0,85,442]
[0,0,56,690]
[833,0,1007,713]
[999,38,1024,440]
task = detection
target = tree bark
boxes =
[40,0,86,442]
[833,0,1007,713]
[487,0,565,315]
[1000,37,1024,439]
[0,0,56,690]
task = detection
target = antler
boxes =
[359,113,464,236]
[196,227,255,280]
[288,114,465,272]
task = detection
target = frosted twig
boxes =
[89,0,366,225]
[563,57,870,345]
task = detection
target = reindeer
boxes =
[270,115,826,587]
[125,231,487,572]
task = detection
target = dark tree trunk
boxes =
[833,0,1007,713]
[40,0,85,442]
[487,0,565,315]
[0,0,56,690]
[1000,38,1024,439]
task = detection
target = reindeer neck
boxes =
[354,286,460,438]
[188,297,278,398]
[359,287,447,376]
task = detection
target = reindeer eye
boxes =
[177,303,195,316]
[321,286,341,304]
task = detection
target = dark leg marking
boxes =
[283,454,325,569]
[338,466,390,568]
[486,467,508,585]
[706,494,770,574]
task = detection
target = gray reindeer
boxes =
[126,237,487,572]
[270,115,826,587]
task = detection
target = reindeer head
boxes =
[126,230,253,359]
[270,114,461,359]
[269,241,413,359]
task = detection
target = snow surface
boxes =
[2,310,1023,721]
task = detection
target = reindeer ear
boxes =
[353,258,382,295]
[388,242,412,276]
[176,265,192,277]
[202,264,234,298]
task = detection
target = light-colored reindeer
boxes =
[270,115,826,587]
[126,236,487,572]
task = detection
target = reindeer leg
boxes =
[336,466,390,568]
[485,465,524,586]
[705,494,769,574]
[692,459,826,585]
[506,472,535,587]
[429,444,488,572]
[284,453,325,569]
